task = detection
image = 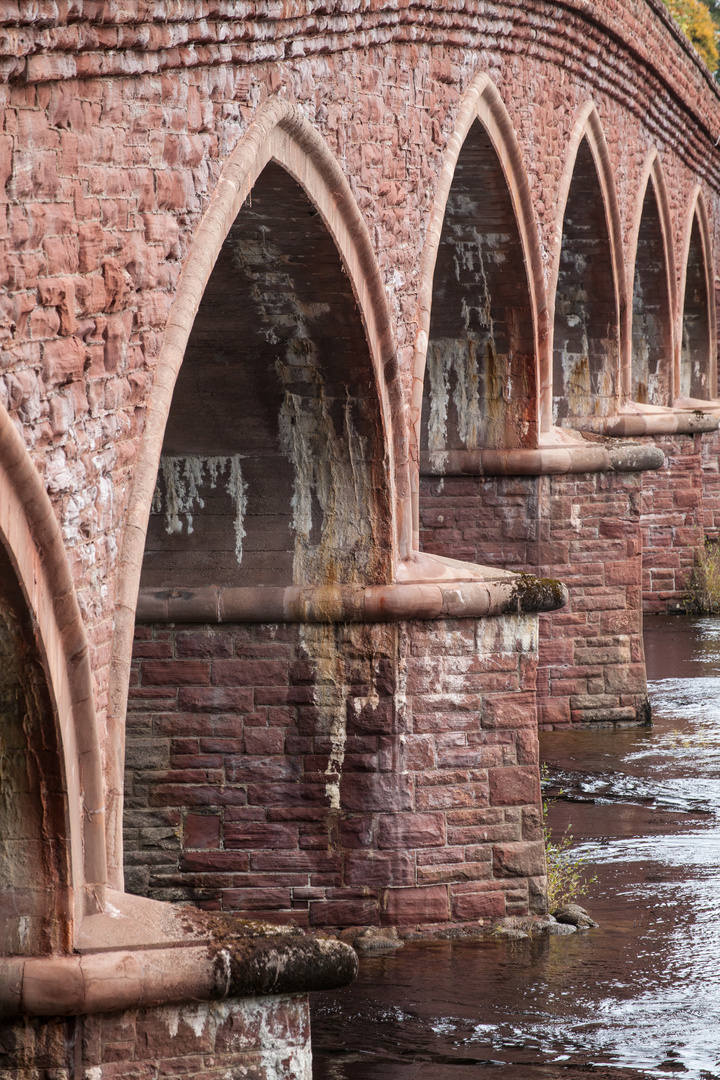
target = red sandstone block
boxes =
[345,852,415,887]
[482,692,536,729]
[177,687,253,712]
[226,755,300,783]
[488,766,539,807]
[142,661,211,686]
[150,785,246,808]
[250,851,341,873]
[42,334,85,388]
[417,861,492,885]
[522,806,543,841]
[447,822,519,845]
[184,814,221,849]
[444,808,505,827]
[176,632,234,658]
[402,734,435,770]
[242,728,284,755]
[382,885,449,926]
[246,782,327,807]
[450,888,506,921]
[515,729,539,765]
[376,811,445,849]
[309,899,378,926]
[340,773,413,812]
[225,822,297,849]
[416,782,489,811]
[437,746,502,769]
[416,845,469,866]
[180,852,249,872]
[493,841,545,877]
[604,559,641,587]
[604,664,646,694]
[222,888,292,910]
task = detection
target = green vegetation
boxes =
[542,765,597,912]
[661,0,720,73]
[686,539,720,613]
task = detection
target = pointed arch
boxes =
[628,152,675,406]
[411,72,547,544]
[108,97,406,889]
[677,188,717,402]
[550,104,625,426]
[0,415,105,951]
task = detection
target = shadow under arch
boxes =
[411,72,547,546]
[677,187,717,403]
[550,103,625,428]
[0,414,105,950]
[108,97,408,890]
[628,152,676,406]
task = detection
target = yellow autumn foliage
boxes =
[662,0,719,71]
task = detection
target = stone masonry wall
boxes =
[0,994,311,1080]
[125,615,545,928]
[419,470,648,728]
[702,427,720,544]
[640,434,706,613]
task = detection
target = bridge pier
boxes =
[124,573,565,929]
[420,444,664,729]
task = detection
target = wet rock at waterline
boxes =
[353,927,405,953]
[554,903,599,928]
[494,911,599,938]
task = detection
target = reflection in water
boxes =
[311,616,720,1079]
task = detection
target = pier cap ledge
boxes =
[135,554,568,623]
[0,891,358,1018]
[420,430,666,477]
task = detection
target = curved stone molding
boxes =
[108,97,409,889]
[420,442,665,477]
[569,406,720,436]
[135,573,569,625]
[0,891,357,1017]
[0,411,106,939]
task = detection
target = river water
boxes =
[311,615,720,1079]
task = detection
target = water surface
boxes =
[311,616,720,1078]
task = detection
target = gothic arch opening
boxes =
[680,210,713,400]
[553,138,618,423]
[141,161,393,593]
[420,118,536,463]
[0,541,70,957]
[631,180,673,406]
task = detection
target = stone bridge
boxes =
[2,1,720,1076]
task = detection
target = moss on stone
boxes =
[508,573,567,613]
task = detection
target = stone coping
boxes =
[135,572,569,625]
[0,891,357,1018]
[419,441,665,477]
[567,409,719,437]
